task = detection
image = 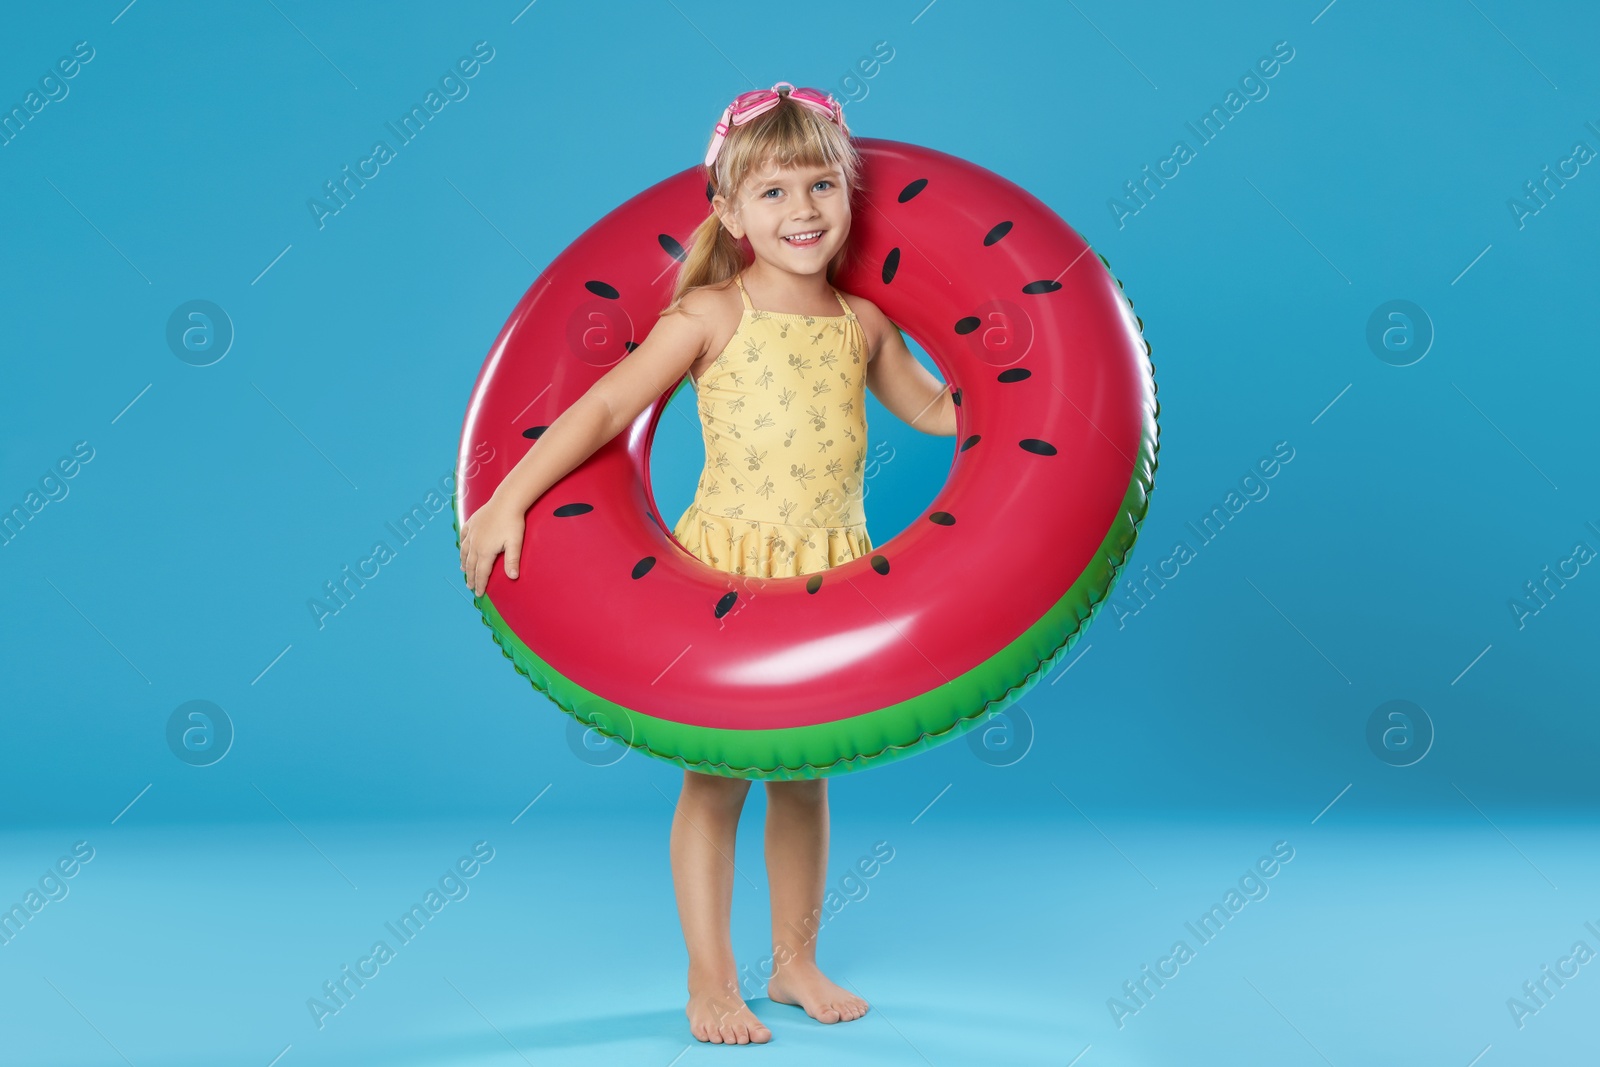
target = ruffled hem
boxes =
[671,505,872,578]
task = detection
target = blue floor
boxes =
[5,805,1594,1065]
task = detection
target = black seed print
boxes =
[998,368,1031,383]
[1021,280,1062,295]
[960,434,981,452]
[983,221,1013,246]
[882,247,901,284]
[523,425,548,439]
[1019,439,1058,456]
[952,388,961,407]
[955,316,981,335]
[632,557,656,579]
[659,234,687,261]
[623,340,639,353]
[714,591,738,618]
[552,502,594,516]
[928,511,956,525]
[898,178,928,202]
[806,574,824,594]
[706,181,715,202]
[585,280,620,299]
[870,554,890,575]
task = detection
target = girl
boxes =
[458,81,956,1045]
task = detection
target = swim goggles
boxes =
[704,81,849,168]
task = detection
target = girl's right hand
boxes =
[459,494,526,597]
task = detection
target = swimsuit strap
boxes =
[736,271,853,317]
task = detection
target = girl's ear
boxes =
[712,193,745,240]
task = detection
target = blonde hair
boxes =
[661,90,862,317]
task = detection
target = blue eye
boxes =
[762,179,834,198]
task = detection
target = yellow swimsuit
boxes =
[672,271,873,577]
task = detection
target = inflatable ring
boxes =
[454,138,1158,780]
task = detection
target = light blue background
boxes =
[2,2,1597,1064]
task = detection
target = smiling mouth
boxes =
[782,230,824,247]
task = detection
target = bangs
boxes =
[714,99,859,197]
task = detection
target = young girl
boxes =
[458,81,956,1045]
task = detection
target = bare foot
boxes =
[686,973,772,1044]
[767,960,869,1024]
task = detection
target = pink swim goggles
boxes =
[704,81,850,168]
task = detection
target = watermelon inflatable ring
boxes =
[453,139,1158,781]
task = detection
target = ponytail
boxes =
[661,210,745,317]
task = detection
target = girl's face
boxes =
[716,158,850,276]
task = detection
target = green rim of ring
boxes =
[452,252,1158,780]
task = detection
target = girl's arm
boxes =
[460,298,710,595]
[863,314,957,436]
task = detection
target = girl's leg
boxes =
[763,778,870,1023]
[671,768,772,1044]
